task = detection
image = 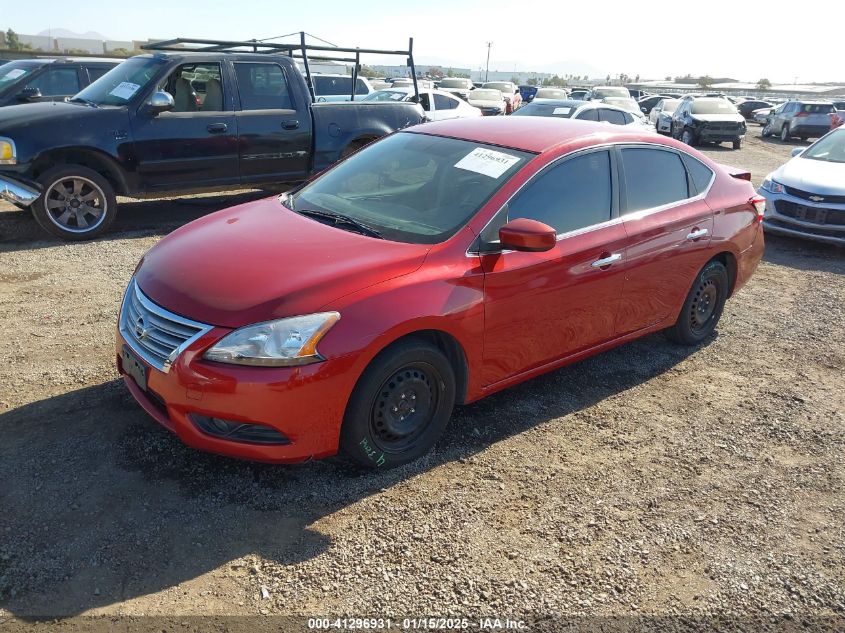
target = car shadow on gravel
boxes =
[762,235,844,274]
[0,330,708,618]
[0,190,271,252]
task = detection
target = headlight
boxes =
[204,312,340,367]
[0,138,16,165]
[761,178,783,194]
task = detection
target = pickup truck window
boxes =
[287,132,531,244]
[314,75,369,96]
[161,63,223,112]
[73,56,166,106]
[234,63,293,110]
[25,68,80,96]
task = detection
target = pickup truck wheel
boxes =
[665,260,729,346]
[31,165,116,240]
[780,124,791,142]
[340,339,456,469]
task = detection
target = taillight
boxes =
[750,195,766,222]
[794,111,809,118]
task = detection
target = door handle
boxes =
[686,228,709,240]
[281,119,300,130]
[206,123,228,134]
[591,253,622,268]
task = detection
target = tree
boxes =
[635,74,640,83]
[665,75,672,81]
[510,75,520,85]
[108,47,134,58]
[428,66,444,79]
[697,75,714,89]
[756,78,771,91]
[527,77,537,86]
[5,29,30,51]
[357,64,378,78]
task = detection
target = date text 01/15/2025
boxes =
[307,617,528,629]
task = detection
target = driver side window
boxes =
[159,63,224,113]
[508,150,613,235]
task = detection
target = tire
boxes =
[31,164,116,240]
[800,136,808,141]
[762,124,771,138]
[665,260,729,346]
[780,124,791,142]
[681,128,696,146]
[340,339,456,469]
[341,139,369,159]
[732,138,742,150]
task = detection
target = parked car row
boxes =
[0,57,120,106]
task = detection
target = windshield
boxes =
[73,57,164,106]
[0,61,41,93]
[483,82,514,93]
[802,129,845,163]
[603,97,639,112]
[439,78,469,89]
[511,102,576,118]
[287,132,531,244]
[363,90,409,102]
[592,87,629,99]
[470,89,503,101]
[660,99,680,113]
[691,99,738,115]
[536,89,567,99]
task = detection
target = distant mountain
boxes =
[36,28,109,40]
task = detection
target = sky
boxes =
[1,0,842,84]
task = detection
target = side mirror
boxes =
[641,107,648,113]
[17,87,42,102]
[791,148,804,157]
[146,90,175,115]
[498,218,557,252]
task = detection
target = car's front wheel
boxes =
[780,124,791,142]
[732,137,743,150]
[762,124,772,138]
[340,339,456,469]
[666,260,729,345]
[681,128,696,146]
[31,165,117,240]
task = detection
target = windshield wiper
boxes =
[68,97,99,108]
[295,208,383,239]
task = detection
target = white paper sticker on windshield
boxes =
[454,147,520,179]
[2,68,26,80]
[109,81,140,100]
[553,107,571,115]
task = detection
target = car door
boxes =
[432,92,460,121]
[615,145,714,335]
[130,61,239,191]
[232,61,311,183]
[478,147,629,387]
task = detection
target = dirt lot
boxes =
[0,129,843,628]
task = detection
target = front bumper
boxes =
[697,128,745,142]
[0,174,40,206]
[759,189,845,246]
[116,327,360,463]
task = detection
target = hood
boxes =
[135,197,431,328]
[691,113,745,123]
[468,99,504,108]
[0,100,105,128]
[774,156,845,196]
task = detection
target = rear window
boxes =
[483,82,514,93]
[439,78,470,89]
[536,89,567,99]
[592,87,630,99]
[691,99,738,115]
[798,103,834,114]
[511,102,575,118]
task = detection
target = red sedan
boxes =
[117,117,764,468]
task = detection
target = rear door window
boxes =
[576,108,599,121]
[234,62,293,110]
[433,93,458,110]
[599,108,626,125]
[621,148,690,212]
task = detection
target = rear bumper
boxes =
[0,174,39,206]
[789,124,829,137]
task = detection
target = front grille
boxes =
[119,280,213,372]
[703,122,742,132]
[784,186,845,205]
[775,200,845,227]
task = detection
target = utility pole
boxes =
[485,42,492,83]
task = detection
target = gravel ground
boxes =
[0,129,843,629]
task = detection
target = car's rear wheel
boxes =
[681,128,696,146]
[340,339,456,469]
[31,165,116,240]
[780,124,791,142]
[665,260,729,345]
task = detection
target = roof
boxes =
[404,116,645,153]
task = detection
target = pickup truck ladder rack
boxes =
[141,33,419,104]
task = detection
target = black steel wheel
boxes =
[780,124,791,142]
[340,339,456,468]
[666,260,729,345]
[31,164,117,240]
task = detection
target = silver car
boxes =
[650,98,680,134]
[762,100,836,142]
[759,127,845,245]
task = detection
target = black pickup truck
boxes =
[0,44,425,239]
